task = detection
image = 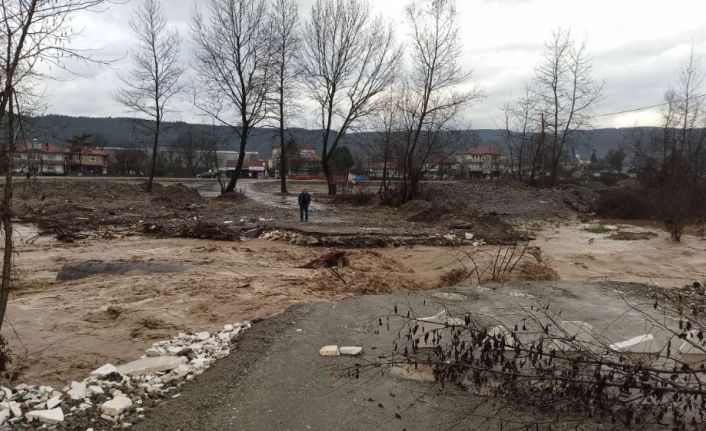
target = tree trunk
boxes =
[224,129,247,193]
[322,157,336,195]
[279,123,287,194]
[147,121,160,193]
[0,92,15,332]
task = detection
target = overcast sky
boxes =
[44,0,706,129]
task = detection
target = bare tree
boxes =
[191,0,271,194]
[634,47,706,241]
[396,0,482,202]
[301,0,402,195]
[532,29,603,186]
[502,84,539,181]
[0,0,116,335]
[118,0,183,192]
[269,0,300,194]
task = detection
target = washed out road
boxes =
[134,281,662,431]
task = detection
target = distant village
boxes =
[12,135,626,182]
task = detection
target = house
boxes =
[225,158,269,179]
[14,140,68,175]
[454,145,506,178]
[66,146,108,175]
[271,143,322,177]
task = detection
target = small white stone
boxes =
[45,396,62,410]
[223,324,234,332]
[195,331,210,341]
[319,345,340,356]
[0,409,9,425]
[190,357,211,369]
[68,381,86,400]
[8,401,22,418]
[90,364,118,378]
[86,386,104,397]
[339,346,363,356]
[26,408,64,425]
[0,387,11,401]
[101,396,132,416]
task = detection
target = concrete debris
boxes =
[319,345,340,356]
[338,346,363,356]
[101,396,133,416]
[116,356,188,376]
[26,408,64,425]
[45,395,62,409]
[3,321,250,429]
[68,381,87,400]
[90,363,118,378]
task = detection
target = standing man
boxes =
[298,189,311,222]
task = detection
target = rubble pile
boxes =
[262,230,484,248]
[0,322,250,429]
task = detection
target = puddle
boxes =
[56,260,188,281]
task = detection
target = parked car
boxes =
[196,171,217,179]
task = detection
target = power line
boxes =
[592,93,706,118]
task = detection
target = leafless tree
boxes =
[532,28,603,186]
[191,0,272,194]
[633,47,706,241]
[118,0,183,192]
[502,84,539,181]
[0,0,117,335]
[301,0,402,195]
[269,0,300,194]
[397,0,482,202]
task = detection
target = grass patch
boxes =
[583,224,614,234]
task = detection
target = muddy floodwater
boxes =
[2,220,705,385]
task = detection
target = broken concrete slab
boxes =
[319,345,340,356]
[26,408,64,425]
[45,396,62,410]
[338,346,363,356]
[101,396,133,416]
[90,363,118,378]
[56,260,187,281]
[68,381,86,400]
[116,356,187,376]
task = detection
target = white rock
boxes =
[87,386,104,396]
[319,345,340,356]
[195,331,210,341]
[8,401,22,418]
[26,408,64,425]
[464,232,474,240]
[79,403,92,411]
[45,396,62,409]
[0,387,11,401]
[187,343,204,353]
[68,381,86,400]
[190,357,212,369]
[339,346,363,356]
[90,363,118,378]
[223,324,234,332]
[0,409,9,425]
[101,396,132,416]
[167,346,183,355]
[116,356,187,376]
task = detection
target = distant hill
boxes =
[23,115,655,159]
